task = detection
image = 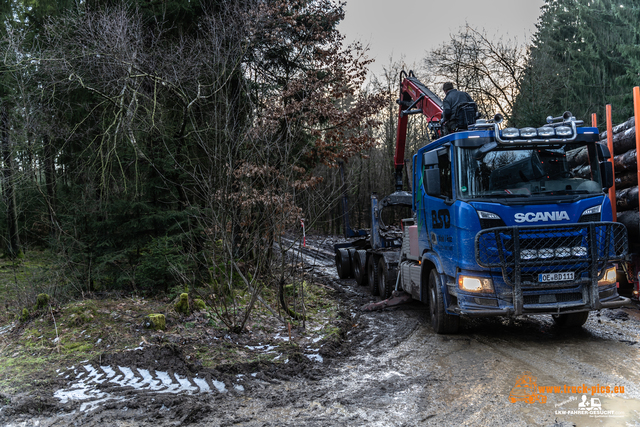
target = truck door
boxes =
[422,146,455,265]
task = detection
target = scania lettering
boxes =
[514,211,570,223]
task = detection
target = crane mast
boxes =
[394,71,444,191]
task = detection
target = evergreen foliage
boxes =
[512,0,640,127]
[0,0,383,307]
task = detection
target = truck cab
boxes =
[402,115,630,332]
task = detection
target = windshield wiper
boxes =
[530,189,590,196]
[483,191,531,198]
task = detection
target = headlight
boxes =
[519,127,537,138]
[478,211,501,220]
[458,275,494,293]
[598,267,617,286]
[555,126,572,137]
[521,249,537,260]
[555,247,571,258]
[538,248,554,259]
[502,128,519,138]
[572,246,588,257]
[582,205,601,216]
[537,127,555,138]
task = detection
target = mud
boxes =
[2,236,640,426]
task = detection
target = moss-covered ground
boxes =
[0,251,342,395]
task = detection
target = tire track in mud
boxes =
[54,363,233,412]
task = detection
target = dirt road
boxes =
[2,238,640,426]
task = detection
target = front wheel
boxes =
[552,311,589,328]
[428,269,460,334]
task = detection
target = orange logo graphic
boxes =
[510,371,547,404]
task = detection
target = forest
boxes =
[1,0,639,325]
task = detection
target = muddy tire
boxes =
[335,248,351,279]
[348,248,357,277]
[428,269,460,334]
[377,257,394,299]
[353,250,368,286]
[367,255,380,296]
[552,311,589,328]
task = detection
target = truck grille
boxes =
[480,217,506,229]
[475,222,627,287]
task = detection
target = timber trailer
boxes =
[335,71,631,334]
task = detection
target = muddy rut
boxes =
[2,237,640,426]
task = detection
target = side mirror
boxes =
[596,142,611,160]
[423,151,438,167]
[600,161,613,189]
[424,168,441,197]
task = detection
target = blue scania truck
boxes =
[335,71,630,333]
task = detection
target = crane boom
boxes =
[394,71,443,191]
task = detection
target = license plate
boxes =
[538,272,574,283]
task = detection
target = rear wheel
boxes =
[335,248,351,279]
[428,269,460,334]
[367,255,380,296]
[552,311,589,328]
[377,257,394,299]
[353,250,368,286]
[348,248,357,277]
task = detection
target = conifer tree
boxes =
[512,0,640,127]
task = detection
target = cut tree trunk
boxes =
[617,210,640,244]
[600,116,635,141]
[569,126,636,171]
[613,148,638,173]
[615,171,637,190]
[609,126,636,155]
[616,186,639,212]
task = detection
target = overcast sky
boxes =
[338,0,546,78]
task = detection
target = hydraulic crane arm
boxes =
[394,70,443,191]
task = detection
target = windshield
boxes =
[457,142,603,199]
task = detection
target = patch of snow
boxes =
[245,344,277,352]
[193,377,211,393]
[212,380,227,393]
[305,354,324,363]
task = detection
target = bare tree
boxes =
[424,25,526,122]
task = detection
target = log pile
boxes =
[602,117,639,242]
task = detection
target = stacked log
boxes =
[600,118,638,213]
[602,117,639,242]
[568,120,636,180]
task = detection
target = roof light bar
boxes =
[494,117,578,144]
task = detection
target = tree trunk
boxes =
[1,105,22,258]
[617,210,640,245]
[614,170,637,191]
[568,126,636,170]
[43,134,57,237]
[609,126,636,156]
[616,186,639,212]
[613,148,638,173]
[600,116,635,141]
